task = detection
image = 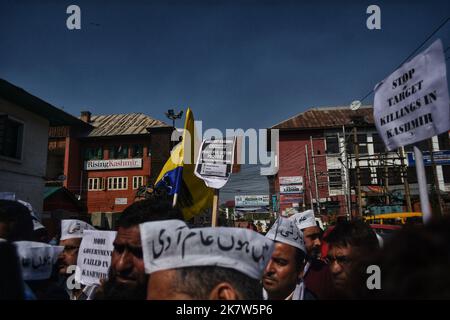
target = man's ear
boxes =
[208,282,239,300]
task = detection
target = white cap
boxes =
[17,199,45,231]
[14,241,64,280]
[140,220,275,280]
[289,209,316,230]
[266,217,306,253]
[60,219,95,241]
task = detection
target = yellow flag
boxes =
[155,108,214,220]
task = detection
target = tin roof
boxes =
[272,105,375,129]
[86,113,170,137]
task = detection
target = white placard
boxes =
[374,39,450,151]
[194,138,236,189]
[14,241,63,281]
[75,230,117,286]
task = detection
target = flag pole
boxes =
[172,193,178,208]
[413,146,431,224]
[211,189,219,227]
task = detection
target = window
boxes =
[131,144,144,158]
[84,147,103,160]
[407,166,434,184]
[372,133,386,153]
[0,115,24,159]
[107,177,128,190]
[350,168,373,186]
[109,145,129,159]
[88,178,104,191]
[133,176,144,189]
[405,139,429,152]
[376,167,403,185]
[326,136,339,154]
[438,133,450,151]
[443,165,450,183]
[346,134,368,154]
[328,169,342,189]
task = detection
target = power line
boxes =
[359,16,450,103]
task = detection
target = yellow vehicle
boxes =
[363,212,423,225]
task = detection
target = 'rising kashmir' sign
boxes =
[374,39,450,151]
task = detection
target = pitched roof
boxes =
[86,113,170,137]
[272,105,375,130]
[0,79,91,127]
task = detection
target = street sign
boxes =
[407,150,450,166]
[279,176,303,185]
[194,138,236,189]
[374,39,450,151]
[235,195,270,207]
[280,184,304,194]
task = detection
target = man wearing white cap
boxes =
[289,210,333,299]
[57,219,96,300]
[263,217,315,300]
[140,220,274,300]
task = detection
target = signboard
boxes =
[85,158,142,171]
[280,194,303,204]
[115,198,128,205]
[407,150,450,166]
[75,230,117,286]
[235,195,270,207]
[194,138,236,189]
[279,176,303,185]
[280,184,304,194]
[374,39,450,151]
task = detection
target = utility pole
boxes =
[353,128,362,218]
[399,147,413,212]
[428,138,444,217]
[310,137,321,215]
[383,152,390,205]
[305,145,314,212]
[342,126,352,219]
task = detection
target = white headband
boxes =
[140,220,275,279]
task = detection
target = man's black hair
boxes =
[0,200,33,241]
[117,194,183,228]
[174,266,263,300]
[325,219,379,252]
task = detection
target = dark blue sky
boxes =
[1,0,449,132]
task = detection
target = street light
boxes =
[165,109,183,128]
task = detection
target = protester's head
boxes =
[98,197,183,300]
[373,216,450,299]
[290,210,322,259]
[0,200,34,242]
[141,220,274,300]
[324,220,379,292]
[57,219,95,276]
[148,266,263,300]
[0,241,24,299]
[263,217,307,300]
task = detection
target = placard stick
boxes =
[212,189,219,227]
[414,146,431,224]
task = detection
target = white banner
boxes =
[85,158,142,170]
[374,39,450,151]
[75,230,117,286]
